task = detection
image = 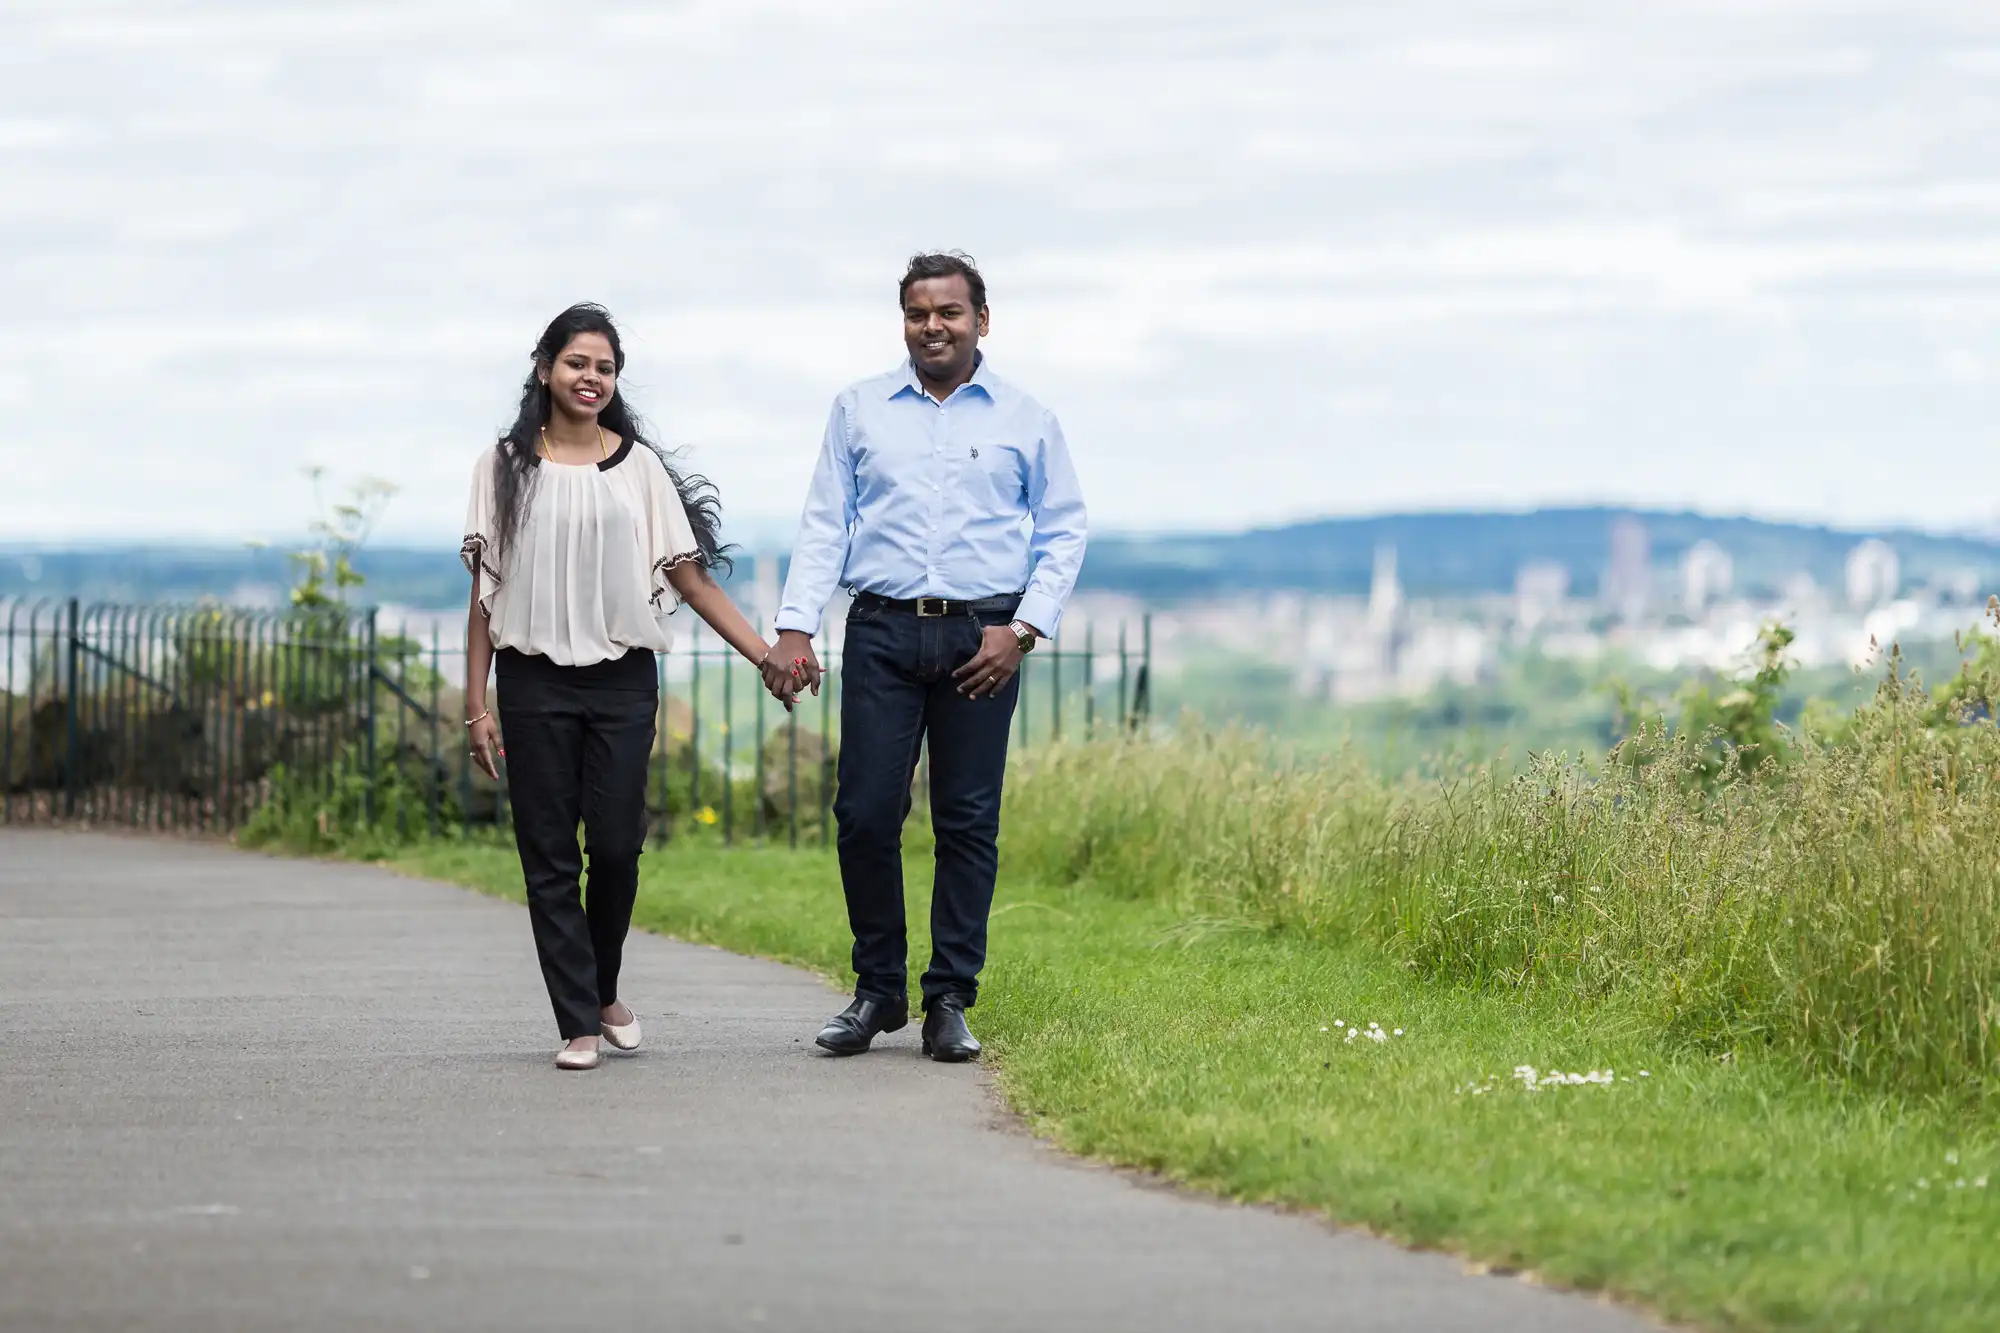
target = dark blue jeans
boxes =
[835,600,1021,1010]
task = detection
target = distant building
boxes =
[1367,545,1402,636]
[1514,561,1570,630]
[1603,517,1651,622]
[1937,566,1982,605]
[754,548,781,635]
[1774,572,1827,625]
[1681,540,1733,615]
[1845,539,1900,609]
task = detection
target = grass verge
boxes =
[387,835,1996,1333]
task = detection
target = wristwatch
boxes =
[1008,620,1038,654]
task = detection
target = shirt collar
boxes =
[889,350,994,403]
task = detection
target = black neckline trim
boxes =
[597,436,634,471]
[524,434,636,471]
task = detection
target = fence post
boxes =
[1050,625,1061,742]
[427,623,441,839]
[1137,614,1152,725]
[64,597,80,819]
[1084,622,1095,735]
[753,675,766,840]
[362,606,378,826]
[690,628,702,820]
[4,601,19,825]
[651,654,668,847]
[1117,622,1129,728]
[722,650,734,845]
[1017,645,1030,752]
[819,653,832,848]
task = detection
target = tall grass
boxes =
[1003,667,2000,1101]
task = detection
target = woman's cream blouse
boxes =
[461,439,701,665]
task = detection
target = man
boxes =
[770,252,1087,1062]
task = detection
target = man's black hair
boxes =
[898,251,987,310]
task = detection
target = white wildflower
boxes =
[1946,1150,1959,1166]
[1504,1063,1617,1091]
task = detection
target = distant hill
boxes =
[0,545,468,610]
[1077,508,2000,602]
[6,508,1998,607]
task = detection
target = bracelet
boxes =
[465,710,490,727]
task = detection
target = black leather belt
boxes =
[852,591,1022,618]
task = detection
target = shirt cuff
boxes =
[1014,591,1063,641]
[774,608,821,636]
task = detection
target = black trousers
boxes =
[834,596,1021,1010]
[496,648,657,1040]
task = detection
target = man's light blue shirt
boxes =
[775,355,1088,639]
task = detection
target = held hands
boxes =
[757,626,1019,703]
[954,626,1027,699]
[761,629,822,710]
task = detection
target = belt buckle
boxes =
[916,597,948,618]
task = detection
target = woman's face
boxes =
[540,332,618,423]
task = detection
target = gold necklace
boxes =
[539,425,610,461]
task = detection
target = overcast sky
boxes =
[5,0,1999,547]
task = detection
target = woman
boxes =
[462,304,792,1070]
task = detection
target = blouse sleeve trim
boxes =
[461,534,503,613]
[648,550,703,611]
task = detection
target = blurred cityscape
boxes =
[1066,516,1991,706]
[8,508,1998,753]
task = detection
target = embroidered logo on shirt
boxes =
[970,448,979,458]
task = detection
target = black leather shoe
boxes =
[814,996,909,1055]
[921,995,981,1063]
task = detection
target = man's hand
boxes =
[773,629,822,696]
[953,626,1026,699]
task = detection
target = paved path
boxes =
[0,830,1651,1332]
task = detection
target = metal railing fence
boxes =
[1,597,1150,845]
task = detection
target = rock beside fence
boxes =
[760,726,834,826]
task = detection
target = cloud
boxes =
[5,0,2000,542]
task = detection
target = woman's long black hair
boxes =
[491,303,731,574]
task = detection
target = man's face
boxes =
[902,274,988,385]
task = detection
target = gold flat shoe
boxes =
[555,1045,600,1071]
